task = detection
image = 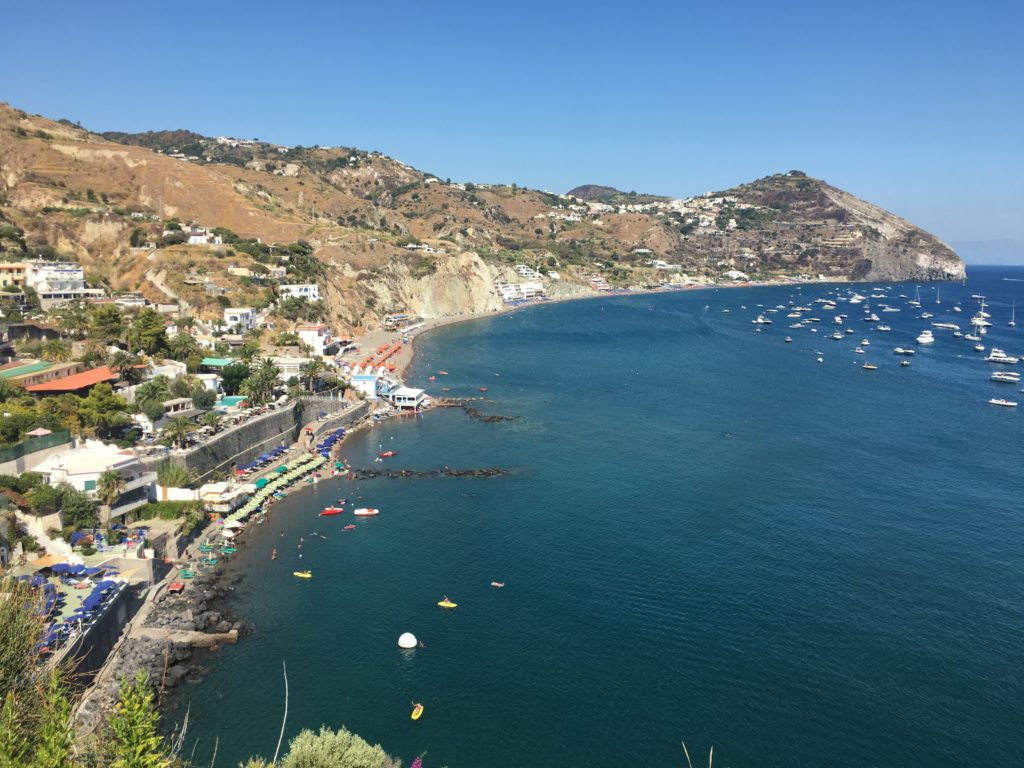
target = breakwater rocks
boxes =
[435,398,515,423]
[350,467,509,480]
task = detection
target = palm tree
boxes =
[96,470,127,510]
[55,301,90,339]
[198,411,221,431]
[160,416,197,450]
[167,333,199,362]
[81,338,110,367]
[40,339,72,362]
[300,358,327,392]
[109,350,145,385]
[240,367,277,406]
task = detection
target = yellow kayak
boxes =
[411,703,424,720]
[293,571,312,579]
[437,598,457,609]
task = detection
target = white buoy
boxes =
[398,632,417,649]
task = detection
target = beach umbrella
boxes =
[220,529,236,539]
[275,465,288,473]
[223,520,244,529]
[255,478,269,488]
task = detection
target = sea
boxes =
[178,265,1024,767]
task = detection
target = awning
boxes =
[26,427,53,437]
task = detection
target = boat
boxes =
[479,387,489,392]
[753,314,772,325]
[975,344,985,352]
[491,581,506,588]
[428,376,436,381]
[985,348,1019,364]
[991,371,1021,383]
[916,330,935,345]
[932,322,959,330]
[831,331,843,341]
[900,360,911,367]
[861,339,870,346]
[378,451,397,458]
[876,325,891,331]
[936,286,941,304]
[893,348,915,356]
[319,507,345,516]
[862,363,878,370]
[438,371,449,375]
[343,524,356,530]
[293,571,312,579]
[855,347,865,354]
[437,596,457,609]
[784,336,793,343]
[353,508,380,516]
[989,398,1018,408]
[1010,300,1017,328]
[411,703,424,721]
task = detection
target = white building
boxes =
[24,260,104,309]
[349,366,383,400]
[279,284,320,302]
[272,356,313,382]
[33,440,156,523]
[223,307,257,332]
[185,227,223,246]
[389,386,427,411]
[495,280,546,303]
[514,265,541,279]
[296,323,332,356]
[199,481,252,514]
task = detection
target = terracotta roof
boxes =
[26,366,117,393]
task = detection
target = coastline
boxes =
[76,276,839,726]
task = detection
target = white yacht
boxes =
[877,325,892,332]
[985,348,1019,364]
[861,339,870,346]
[975,343,985,352]
[988,398,1017,408]
[854,347,865,354]
[752,314,772,325]
[834,315,843,325]
[893,347,916,356]
[932,322,960,331]
[831,331,844,341]
[990,371,1021,383]
[916,330,935,345]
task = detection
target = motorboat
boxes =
[862,363,878,370]
[831,331,843,340]
[975,344,985,352]
[353,508,380,516]
[916,330,935,345]
[784,336,793,343]
[855,347,865,354]
[932,322,960,330]
[753,314,772,325]
[900,360,911,367]
[985,348,1019,364]
[491,581,506,588]
[861,339,870,346]
[989,398,1017,407]
[846,328,855,334]
[991,372,1021,383]
[294,571,312,579]
[319,507,345,517]
[893,348,915,356]
[379,451,397,458]
[343,524,356,530]
[876,325,891,331]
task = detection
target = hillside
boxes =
[0,103,964,333]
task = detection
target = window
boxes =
[84,479,96,491]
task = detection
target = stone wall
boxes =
[60,584,133,680]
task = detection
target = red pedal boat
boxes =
[319,507,345,516]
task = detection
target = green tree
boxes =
[96,470,127,509]
[57,482,99,529]
[105,672,173,768]
[155,461,193,489]
[110,350,145,385]
[40,338,72,362]
[90,304,125,344]
[160,416,196,449]
[54,301,90,339]
[27,484,60,515]
[80,338,110,367]
[277,725,396,768]
[198,411,221,431]
[167,333,199,362]
[190,386,215,410]
[78,382,130,437]
[128,309,168,356]
[140,399,167,425]
[300,358,328,392]
[240,363,279,406]
[220,362,251,396]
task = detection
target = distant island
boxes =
[0,103,963,336]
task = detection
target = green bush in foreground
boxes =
[242,724,399,768]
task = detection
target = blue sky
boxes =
[4,0,1022,260]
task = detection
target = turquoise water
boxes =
[181,266,1024,767]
